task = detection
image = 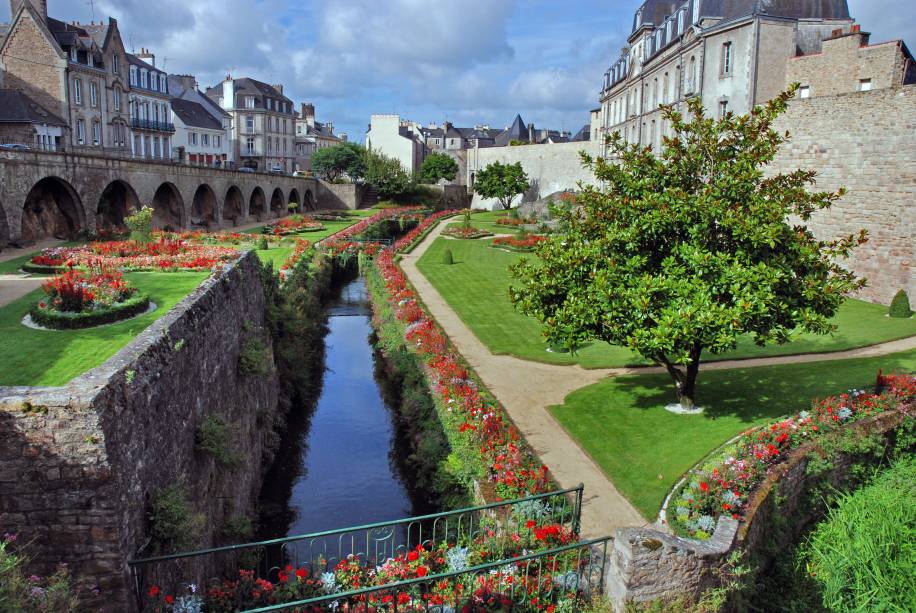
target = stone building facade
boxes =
[206,76,296,172]
[597,0,854,155]
[126,50,173,160]
[786,26,916,97]
[0,1,135,153]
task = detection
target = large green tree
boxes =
[420,152,459,183]
[510,88,866,410]
[364,149,414,199]
[474,161,530,210]
[311,142,366,182]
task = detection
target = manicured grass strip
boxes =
[0,271,208,387]
[549,349,916,520]
[416,237,916,368]
[254,247,292,269]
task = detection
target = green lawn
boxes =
[0,272,208,386]
[417,237,916,368]
[549,349,916,520]
[445,210,527,235]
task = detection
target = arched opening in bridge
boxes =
[287,189,301,214]
[249,187,266,220]
[223,186,244,226]
[96,180,140,234]
[191,184,218,229]
[302,189,315,211]
[20,177,85,241]
[270,188,285,218]
[151,182,184,230]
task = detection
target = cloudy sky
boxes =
[3,0,913,140]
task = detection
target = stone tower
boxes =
[9,0,47,22]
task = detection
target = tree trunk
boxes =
[660,348,702,410]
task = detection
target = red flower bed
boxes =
[29,240,237,272]
[669,373,916,538]
[39,267,135,313]
[267,216,325,236]
[496,217,526,226]
[492,235,547,251]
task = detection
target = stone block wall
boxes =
[0,252,280,610]
[316,181,368,209]
[770,85,916,304]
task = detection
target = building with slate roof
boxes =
[126,50,174,159]
[1,1,133,153]
[206,75,296,172]
[169,74,233,166]
[0,88,66,148]
[597,0,857,156]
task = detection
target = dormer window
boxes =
[140,68,148,89]
[636,9,643,27]
[150,75,157,91]
[160,75,167,93]
[70,47,77,62]
[130,66,137,86]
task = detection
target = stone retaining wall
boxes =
[0,252,280,611]
[605,409,908,610]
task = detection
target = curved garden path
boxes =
[400,219,916,538]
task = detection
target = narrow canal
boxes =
[257,273,427,539]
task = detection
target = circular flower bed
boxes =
[29,268,150,330]
[265,215,325,236]
[26,240,237,272]
[442,226,493,239]
[492,235,547,252]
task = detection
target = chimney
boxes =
[137,47,156,67]
[222,77,235,110]
[273,84,283,94]
[300,102,315,120]
[174,74,197,92]
[10,0,47,23]
[326,122,334,135]
[338,132,348,142]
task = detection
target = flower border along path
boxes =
[399,218,647,536]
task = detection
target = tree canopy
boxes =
[311,142,366,182]
[474,161,530,210]
[510,88,866,409]
[420,152,459,183]
[364,149,414,199]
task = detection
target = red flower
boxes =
[148,585,160,598]
[407,550,419,562]
[416,566,428,577]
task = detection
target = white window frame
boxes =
[90,81,98,107]
[215,135,221,148]
[160,75,166,93]
[130,66,137,86]
[859,79,872,91]
[70,47,78,62]
[722,42,733,76]
[190,132,198,146]
[92,121,101,145]
[202,133,209,147]
[113,54,120,74]
[140,69,148,89]
[246,115,254,131]
[799,85,811,99]
[73,78,82,105]
[113,88,121,111]
[77,119,85,144]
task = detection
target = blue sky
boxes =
[3,1,913,141]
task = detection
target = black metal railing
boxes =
[129,117,176,132]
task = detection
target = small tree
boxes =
[474,161,530,210]
[420,152,459,183]
[311,142,366,182]
[889,290,913,318]
[511,88,866,410]
[125,206,154,243]
[364,149,414,199]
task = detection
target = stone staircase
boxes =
[360,185,379,208]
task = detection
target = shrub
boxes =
[888,289,913,318]
[0,536,80,612]
[148,483,200,554]
[257,236,269,250]
[239,337,271,376]
[126,206,154,243]
[441,249,454,265]
[30,292,150,330]
[798,456,916,611]
[219,515,255,541]
[195,416,240,469]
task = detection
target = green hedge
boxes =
[21,262,66,275]
[29,293,151,330]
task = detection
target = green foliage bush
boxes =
[312,142,366,181]
[257,236,269,250]
[126,206,154,243]
[238,337,270,376]
[148,483,200,554]
[219,515,255,541]
[30,292,150,330]
[441,249,454,265]
[0,538,80,612]
[195,415,240,469]
[797,457,915,612]
[420,152,459,183]
[364,149,414,199]
[888,290,913,318]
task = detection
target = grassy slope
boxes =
[417,237,916,368]
[549,349,916,519]
[0,272,207,386]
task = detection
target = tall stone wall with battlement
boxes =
[771,86,915,305]
[0,252,280,611]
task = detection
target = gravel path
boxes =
[400,220,916,537]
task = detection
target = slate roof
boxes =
[168,75,231,123]
[80,23,110,49]
[0,89,67,125]
[571,124,591,142]
[631,0,851,35]
[495,114,529,146]
[46,17,87,49]
[171,98,222,130]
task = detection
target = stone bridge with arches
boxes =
[0,150,321,244]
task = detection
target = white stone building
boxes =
[171,98,232,167]
[597,0,854,156]
[126,49,173,159]
[365,114,426,174]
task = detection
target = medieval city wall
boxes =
[0,252,280,610]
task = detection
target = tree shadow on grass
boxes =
[612,350,916,425]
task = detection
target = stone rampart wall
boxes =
[316,181,369,210]
[0,252,279,610]
[771,86,915,304]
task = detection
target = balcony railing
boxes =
[129,117,176,132]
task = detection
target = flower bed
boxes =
[394,210,463,253]
[29,267,150,330]
[442,226,493,240]
[668,372,916,539]
[264,215,325,236]
[496,216,527,227]
[27,240,238,272]
[492,235,547,252]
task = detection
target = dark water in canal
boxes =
[257,274,426,539]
